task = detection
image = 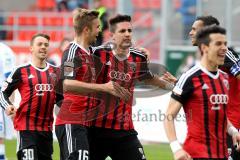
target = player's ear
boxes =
[83,26,89,34]
[110,32,115,40]
[29,46,33,52]
[201,44,208,55]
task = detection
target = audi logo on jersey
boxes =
[210,94,228,105]
[109,71,131,82]
[35,84,54,96]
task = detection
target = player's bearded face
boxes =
[89,19,101,44]
[30,36,49,60]
[189,20,204,46]
[206,34,227,66]
[114,22,132,50]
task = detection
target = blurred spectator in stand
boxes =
[92,0,109,46]
[57,0,89,11]
[48,37,71,66]
[57,0,69,12]
[178,0,197,42]
[69,0,89,9]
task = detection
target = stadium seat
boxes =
[43,17,64,26]
[132,0,146,9]
[36,0,56,11]
[133,12,153,28]
[6,16,14,25]
[18,30,38,40]
[149,0,162,9]
[42,30,65,41]
[19,16,38,25]
[101,0,117,9]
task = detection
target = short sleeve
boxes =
[137,55,154,81]
[61,48,82,80]
[171,72,194,104]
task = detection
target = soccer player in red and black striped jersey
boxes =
[89,14,174,160]
[54,8,130,160]
[0,33,62,160]
[164,25,240,160]
[189,16,240,159]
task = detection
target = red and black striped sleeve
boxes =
[61,43,82,80]
[134,52,154,81]
[171,67,197,104]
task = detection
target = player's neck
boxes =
[114,47,128,58]
[200,59,218,72]
[31,58,47,69]
[74,37,89,51]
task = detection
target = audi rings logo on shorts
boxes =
[35,84,54,92]
[210,94,228,105]
[109,71,131,82]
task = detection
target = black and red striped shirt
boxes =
[0,62,59,131]
[55,42,96,126]
[172,63,229,158]
[91,46,154,130]
[220,49,240,129]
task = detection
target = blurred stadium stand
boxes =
[0,0,164,65]
[1,0,240,72]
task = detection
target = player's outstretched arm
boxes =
[0,67,20,115]
[143,75,175,90]
[164,98,192,160]
[63,80,131,101]
[161,72,177,84]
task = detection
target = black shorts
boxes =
[55,124,89,160]
[89,127,146,160]
[17,130,53,160]
[227,133,240,160]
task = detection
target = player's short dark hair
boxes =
[30,33,50,45]
[109,14,131,33]
[196,15,220,26]
[196,25,226,50]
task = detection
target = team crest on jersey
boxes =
[129,62,136,72]
[223,79,229,90]
[49,72,57,83]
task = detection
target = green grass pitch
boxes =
[5,140,173,160]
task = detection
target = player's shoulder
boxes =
[62,42,82,61]
[173,65,200,95]
[14,62,31,70]
[227,47,239,58]
[129,47,147,58]
[219,69,229,78]
[6,63,30,81]
[177,65,201,84]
